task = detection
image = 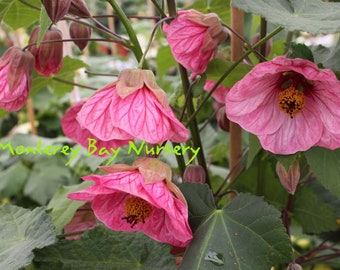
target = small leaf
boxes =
[305,147,340,197]
[0,205,56,270]
[38,5,52,46]
[285,42,314,62]
[34,225,176,270]
[232,0,340,34]
[47,182,92,233]
[179,193,292,269]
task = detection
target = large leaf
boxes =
[293,184,339,234]
[179,193,292,269]
[232,0,340,34]
[305,147,340,197]
[47,182,93,233]
[34,225,176,270]
[0,205,56,270]
[2,0,40,29]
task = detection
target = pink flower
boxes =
[204,79,229,104]
[163,10,228,77]
[68,158,193,247]
[0,47,35,111]
[77,69,189,144]
[61,100,130,156]
[225,56,340,154]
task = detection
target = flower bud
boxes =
[183,165,206,184]
[276,160,300,195]
[0,47,35,111]
[69,21,92,50]
[28,26,63,77]
[251,33,272,57]
[68,0,91,18]
[42,0,71,24]
[217,106,230,132]
[286,263,303,270]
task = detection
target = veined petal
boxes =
[77,84,134,141]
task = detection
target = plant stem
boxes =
[106,0,145,67]
[53,77,97,90]
[259,17,267,61]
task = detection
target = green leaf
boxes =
[246,133,262,169]
[24,156,72,205]
[2,0,40,30]
[179,183,216,231]
[285,42,314,62]
[305,147,340,197]
[312,38,340,71]
[156,45,177,78]
[34,225,176,270]
[0,205,56,270]
[179,193,292,269]
[275,153,299,171]
[0,162,29,200]
[293,185,338,234]
[186,0,231,24]
[47,182,93,233]
[232,0,340,35]
[38,5,52,45]
[205,58,252,87]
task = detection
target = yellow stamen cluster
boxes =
[122,196,153,228]
[278,86,305,118]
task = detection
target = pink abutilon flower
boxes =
[225,56,340,154]
[204,79,229,104]
[67,158,193,247]
[77,69,189,144]
[0,47,35,111]
[61,100,130,156]
[163,10,228,77]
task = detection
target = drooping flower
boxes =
[163,10,228,77]
[77,69,189,144]
[28,26,63,77]
[0,47,35,111]
[41,0,71,24]
[69,21,92,51]
[67,158,193,247]
[225,56,340,154]
[61,100,131,156]
[68,0,91,18]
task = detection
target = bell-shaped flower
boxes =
[28,26,63,77]
[68,0,91,18]
[69,21,92,51]
[0,47,35,111]
[61,100,130,156]
[225,56,340,154]
[163,10,228,77]
[41,0,71,24]
[276,160,300,195]
[67,158,193,247]
[77,69,189,144]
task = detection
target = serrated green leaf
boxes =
[0,0,16,22]
[47,182,93,233]
[0,162,29,200]
[232,0,340,35]
[179,183,216,232]
[305,147,340,197]
[294,185,338,234]
[206,58,252,87]
[3,0,40,30]
[24,156,72,205]
[0,205,56,270]
[34,225,176,270]
[186,0,230,24]
[286,42,314,62]
[179,193,292,269]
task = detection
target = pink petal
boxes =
[77,84,134,141]
[110,87,189,143]
[203,80,229,104]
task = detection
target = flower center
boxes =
[278,86,305,118]
[122,196,153,228]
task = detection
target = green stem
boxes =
[53,77,97,90]
[185,26,284,127]
[106,0,145,67]
[151,0,167,18]
[259,17,267,61]
[172,142,187,176]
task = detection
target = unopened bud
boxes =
[69,21,92,50]
[0,47,35,111]
[42,0,71,24]
[183,165,206,184]
[286,263,303,270]
[251,33,272,57]
[217,106,230,132]
[28,26,63,77]
[276,160,300,195]
[68,0,91,18]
